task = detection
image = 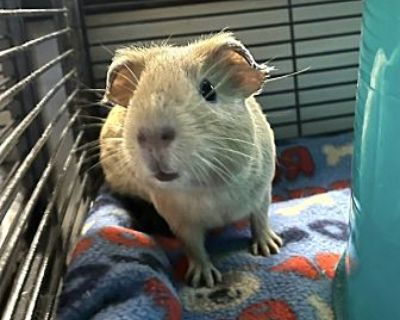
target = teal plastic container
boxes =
[333,0,400,319]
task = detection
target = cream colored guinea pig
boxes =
[100,32,282,288]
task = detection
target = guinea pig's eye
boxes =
[199,79,217,103]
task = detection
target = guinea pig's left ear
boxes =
[195,33,270,97]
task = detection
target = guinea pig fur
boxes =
[100,32,282,288]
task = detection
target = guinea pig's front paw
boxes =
[185,260,222,288]
[251,229,283,256]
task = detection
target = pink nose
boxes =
[137,126,176,149]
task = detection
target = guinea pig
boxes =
[99,32,282,287]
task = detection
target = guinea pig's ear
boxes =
[103,50,145,107]
[197,33,270,97]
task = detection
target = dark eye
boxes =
[199,79,217,103]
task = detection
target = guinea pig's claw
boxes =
[251,229,283,256]
[185,261,222,288]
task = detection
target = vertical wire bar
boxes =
[287,0,302,137]
[67,0,95,87]
[49,280,64,320]
[57,0,102,194]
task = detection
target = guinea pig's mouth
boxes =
[153,170,179,182]
[141,152,179,182]
[147,159,179,182]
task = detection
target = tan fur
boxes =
[99,105,150,202]
[100,32,282,287]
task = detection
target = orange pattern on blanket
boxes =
[315,253,340,279]
[271,256,320,279]
[145,277,182,320]
[71,237,94,260]
[100,226,154,247]
[239,299,297,320]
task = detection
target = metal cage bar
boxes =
[0,9,67,17]
[0,1,94,318]
[0,28,71,60]
[0,49,73,109]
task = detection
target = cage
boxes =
[0,0,361,319]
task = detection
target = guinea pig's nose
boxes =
[137,126,176,148]
[160,126,176,143]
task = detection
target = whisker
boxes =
[73,137,123,153]
[75,140,99,149]
[188,161,205,185]
[80,124,106,129]
[117,64,140,87]
[208,70,233,93]
[194,152,222,185]
[200,53,232,80]
[261,55,279,66]
[78,144,101,154]
[109,71,138,94]
[100,43,116,58]
[82,144,126,166]
[212,136,256,147]
[74,141,100,153]
[113,157,131,179]
[83,152,101,164]
[266,67,311,83]
[193,153,229,185]
[210,146,254,160]
[80,88,106,93]
[195,161,211,186]
[101,42,141,86]
[77,102,113,110]
[79,122,124,130]
[161,33,174,46]
[83,161,104,174]
[193,152,215,185]
[74,80,104,99]
[209,156,235,183]
[83,148,122,174]
[78,115,106,122]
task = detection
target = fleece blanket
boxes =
[57,187,350,320]
[57,132,353,319]
[273,132,352,202]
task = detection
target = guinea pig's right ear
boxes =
[102,51,145,107]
